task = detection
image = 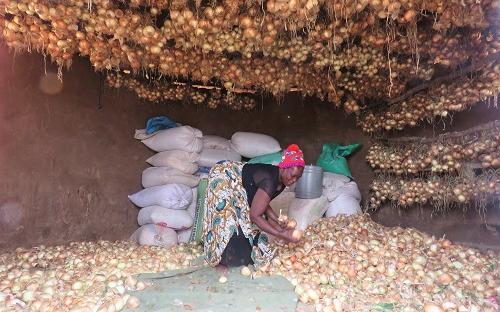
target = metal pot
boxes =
[295,165,324,199]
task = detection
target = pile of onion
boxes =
[0,241,202,311]
[0,216,498,312]
[259,214,499,312]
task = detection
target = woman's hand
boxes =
[265,206,290,232]
[250,189,289,237]
[279,229,301,243]
[274,224,287,232]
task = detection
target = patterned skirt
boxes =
[203,161,275,267]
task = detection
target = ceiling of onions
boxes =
[0,0,498,130]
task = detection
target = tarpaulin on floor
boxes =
[124,265,298,312]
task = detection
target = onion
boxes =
[127,296,140,309]
[423,303,445,312]
[240,266,252,277]
[292,230,303,241]
[287,219,297,229]
[218,276,228,284]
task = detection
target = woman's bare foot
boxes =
[215,264,229,275]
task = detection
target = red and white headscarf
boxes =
[278,144,305,169]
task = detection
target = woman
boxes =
[203,144,305,268]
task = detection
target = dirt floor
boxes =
[0,45,498,251]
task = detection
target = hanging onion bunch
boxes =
[366,26,499,69]
[330,45,409,100]
[241,96,257,110]
[223,92,241,110]
[222,92,257,111]
[206,89,222,109]
[324,0,490,28]
[367,129,500,174]
[190,90,207,105]
[162,3,266,56]
[206,96,220,109]
[125,0,170,11]
[161,84,188,102]
[343,97,361,114]
[1,0,498,129]
[369,171,500,209]
[358,62,500,133]
[106,72,124,88]
[106,73,256,110]
[0,241,202,311]
[392,58,435,82]
[163,8,283,61]
[106,73,184,103]
[266,0,324,31]
[263,37,311,64]
[2,6,78,68]
[259,214,499,311]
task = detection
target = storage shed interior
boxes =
[0,0,499,311]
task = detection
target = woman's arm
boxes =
[265,206,280,222]
[250,189,296,241]
[265,206,285,232]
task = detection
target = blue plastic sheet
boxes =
[146,116,177,135]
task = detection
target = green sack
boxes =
[316,142,361,178]
[248,151,282,165]
[190,178,208,243]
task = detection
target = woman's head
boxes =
[278,144,305,186]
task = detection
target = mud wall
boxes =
[0,47,163,250]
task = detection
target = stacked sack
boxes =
[197,135,241,176]
[322,172,362,217]
[128,184,194,247]
[230,132,281,159]
[197,131,282,171]
[129,125,203,247]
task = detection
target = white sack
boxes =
[138,206,193,230]
[147,150,200,163]
[323,172,350,188]
[187,188,198,219]
[177,228,192,244]
[325,195,361,217]
[129,224,178,247]
[142,167,200,188]
[287,196,328,231]
[230,132,281,158]
[134,129,155,140]
[323,181,361,202]
[146,151,199,174]
[154,149,201,162]
[203,135,232,151]
[142,126,203,153]
[128,184,193,209]
[198,148,242,167]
